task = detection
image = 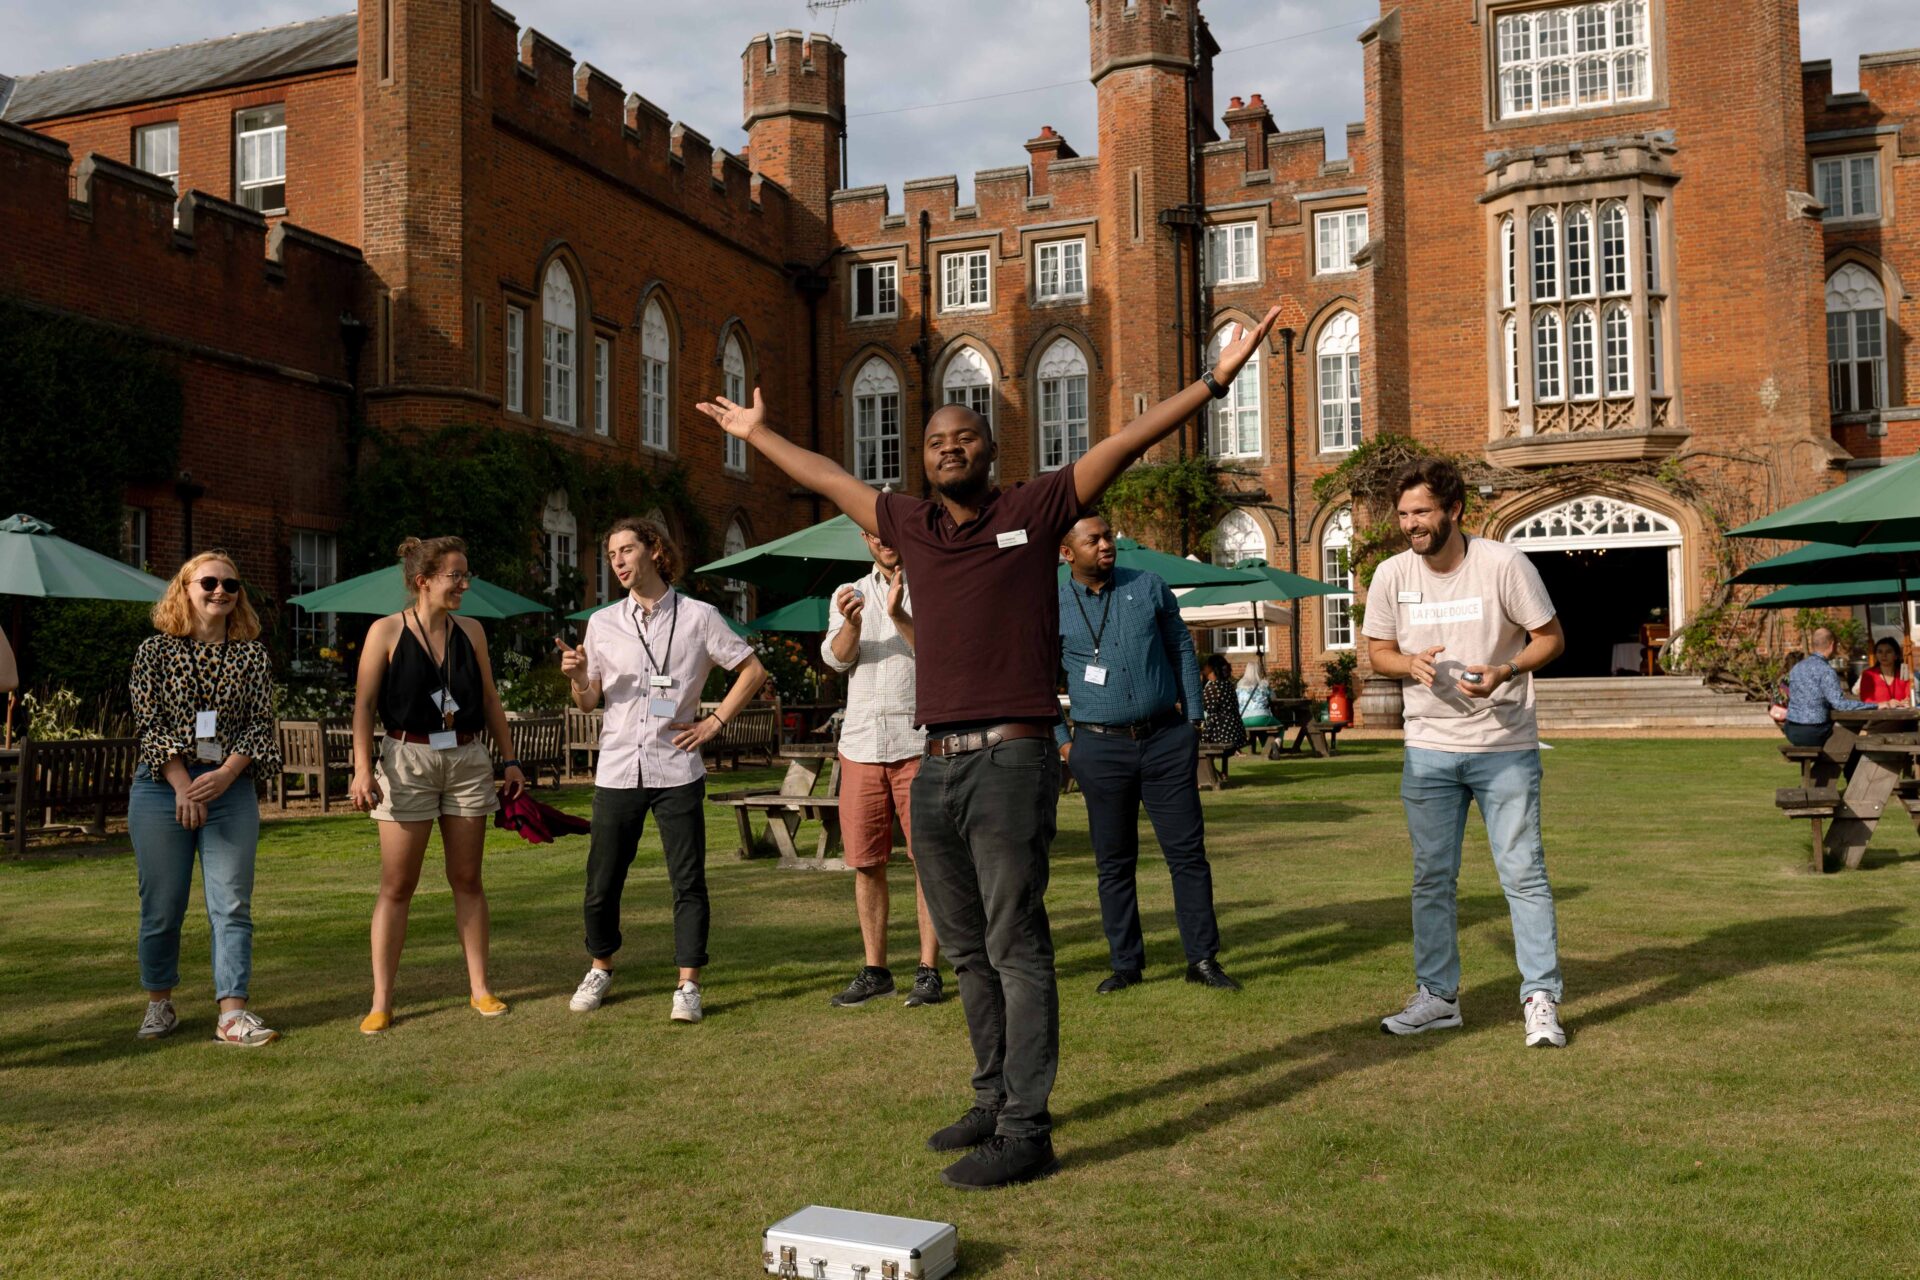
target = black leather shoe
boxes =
[925,1105,1000,1152]
[829,967,895,1007]
[1185,958,1242,991]
[939,1134,1059,1190]
[1095,969,1144,994]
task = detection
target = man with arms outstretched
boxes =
[697,305,1278,1188]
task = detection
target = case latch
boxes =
[776,1245,799,1279]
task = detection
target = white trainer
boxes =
[670,981,703,1024]
[569,968,612,1013]
[213,1009,279,1047]
[1523,992,1566,1048]
[1380,985,1463,1036]
[136,998,178,1040]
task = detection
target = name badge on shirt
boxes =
[428,730,460,751]
[649,695,678,718]
[1397,591,1423,604]
[1084,664,1109,686]
[649,675,675,689]
[996,529,1028,549]
[429,690,460,715]
[194,739,224,762]
[195,710,218,738]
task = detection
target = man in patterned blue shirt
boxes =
[1782,627,1872,748]
[1057,514,1238,994]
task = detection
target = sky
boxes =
[6,0,1918,204]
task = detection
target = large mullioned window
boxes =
[1495,1,1652,120]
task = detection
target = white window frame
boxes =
[1567,306,1598,400]
[1321,508,1355,651]
[1035,239,1087,302]
[289,529,338,659]
[1206,221,1260,285]
[850,260,899,320]
[1565,204,1594,298]
[541,262,577,428]
[1314,210,1368,275]
[1530,207,1560,302]
[851,357,903,486]
[1211,510,1268,652]
[542,492,577,595]
[234,105,286,213]
[1316,311,1362,453]
[1495,1,1653,121]
[1035,338,1090,470]
[593,336,610,436]
[640,300,671,452]
[504,305,525,414]
[1533,309,1564,403]
[1599,199,1630,295]
[1826,264,1889,415]
[940,249,992,313]
[134,122,178,189]
[120,507,149,570]
[1501,215,1516,307]
[942,346,994,427]
[1207,325,1261,458]
[1814,153,1881,223]
[723,334,749,471]
[1602,302,1633,397]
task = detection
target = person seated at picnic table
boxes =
[127,552,283,1046]
[1780,627,1873,747]
[1199,655,1247,752]
[1856,637,1913,705]
[1235,661,1276,729]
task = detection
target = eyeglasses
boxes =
[439,573,474,586]
[195,577,242,594]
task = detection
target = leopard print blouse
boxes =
[129,634,282,778]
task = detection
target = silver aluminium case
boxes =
[763,1205,959,1280]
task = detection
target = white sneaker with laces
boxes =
[569,968,612,1013]
[213,1009,279,1047]
[1380,985,1463,1036]
[137,998,178,1040]
[1523,992,1566,1048]
[670,980,703,1024]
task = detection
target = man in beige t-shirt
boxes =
[1361,459,1569,1048]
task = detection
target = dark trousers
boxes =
[584,781,709,968]
[1068,719,1221,971]
[911,737,1061,1138]
[1781,721,1833,748]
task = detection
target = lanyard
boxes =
[630,591,679,683]
[410,608,454,727]
[1071,580,1114,659]
[191,628,232,714]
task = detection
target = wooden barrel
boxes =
[1357,674,1404,730]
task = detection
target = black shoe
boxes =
[1095,969,1144,995]
[904,965,945,1007]
[1185,958,1241,991]
[925,1105,1000,1152]
[939,1134,1059,1191]
[829,966,895,1007]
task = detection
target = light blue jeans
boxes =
[1401,746,1561,1004]
[128,763,261,1000]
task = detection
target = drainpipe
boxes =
[174,473,205,560]
[1279,326,1301,682]
[915,208,932,429]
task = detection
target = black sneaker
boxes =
[925,1105,1000,1152]
[829,967,895,1007]
[939,1134,1059,1191]
[904,965,945,1007]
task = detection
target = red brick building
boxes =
[2,0,1914,674]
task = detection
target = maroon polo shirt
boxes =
[875,463,1081,729]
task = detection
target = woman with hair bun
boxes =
[349,536,525,1034]
[127,551,282,1045]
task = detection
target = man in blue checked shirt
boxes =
[1057,514,1239,994]
[1782,626,1873,748]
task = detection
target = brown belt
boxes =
[385,729,480,746]
[924,722,1052,758]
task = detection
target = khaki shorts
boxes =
[370,738,500,823]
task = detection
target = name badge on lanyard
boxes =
[648,695,678,718]
[428,730,459,751]
[1084,664,1109,686]
[194,739,224,762]
[195,710,218,739]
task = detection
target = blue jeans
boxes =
[1400,747,1561,1004]
[128,763,261,1000]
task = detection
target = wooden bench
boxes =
[564,707,602,780]
[1776,785,1843,872]
[490,715,565,788]
[4,737,140,856]
[277,718,352,811]
[1779,741,1846,789]
[704,699,781,769]
[1197,742,1237,791]
[1269,720,1343,759]
[710,747,842,869]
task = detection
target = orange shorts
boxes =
[838,754,919,869]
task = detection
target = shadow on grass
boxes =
[1055,905,1904,1173]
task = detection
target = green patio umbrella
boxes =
[1053,537,1263,589]
[1727,449,1920,546]
[568,599,757,637]
[288,565,550,618]
[695,514,874,597]
[749,596,833,633]
[1729,538,1920,587]
[0,514,168,602]
[1744,579,1914,610]
[1176,558,1338,669]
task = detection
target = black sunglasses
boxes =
[195,576,243,594]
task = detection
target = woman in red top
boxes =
[1857,637,1913,704]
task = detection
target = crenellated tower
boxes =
[743,30,844,262]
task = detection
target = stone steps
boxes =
[1532,675,1768,731]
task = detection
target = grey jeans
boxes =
[910,736,1062,1138]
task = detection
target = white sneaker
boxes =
[136,998,178,1040]
[213,1009,279,1047]
[1380,985,1463,1036]
[1523,992,1566,1048]
[569,968,612,1013]
[670,980,703,1024]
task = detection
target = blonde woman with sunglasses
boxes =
[127,553,282,1046]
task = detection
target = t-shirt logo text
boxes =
[1407,597,1485,627]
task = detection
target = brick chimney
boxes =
[1222,93,1275,171]
[1024,124,1078,198]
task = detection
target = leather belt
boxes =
[385,729,481,746]
[924,722,1051,757]
[1075,709,1186,741]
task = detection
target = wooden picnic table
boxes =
[1821,708,1920,871]
[709,742,844,870]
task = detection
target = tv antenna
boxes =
[806,0,864,37]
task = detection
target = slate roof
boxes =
[0,14,356,123]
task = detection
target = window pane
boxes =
[1501,216,1516,307]
[855,266,876,316]
[1603,304,1632,396]
[1849,155,1878,217]
[1534,311,1563,401]
[1600,201,1629,293]
[1568,308,1597,399]
[1530,210,1559,302]
[1565,206,1593,297]
[877,262,897,313]
[1642,200,1659,292]
[1064,242,1085,295]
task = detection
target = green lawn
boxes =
[4,740,1918,1278]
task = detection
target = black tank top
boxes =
[379,616,486,736]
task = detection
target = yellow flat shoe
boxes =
[469,994,508,1017]
[359,1010,391,1035]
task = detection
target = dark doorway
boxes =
[1520,546,1668,677]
